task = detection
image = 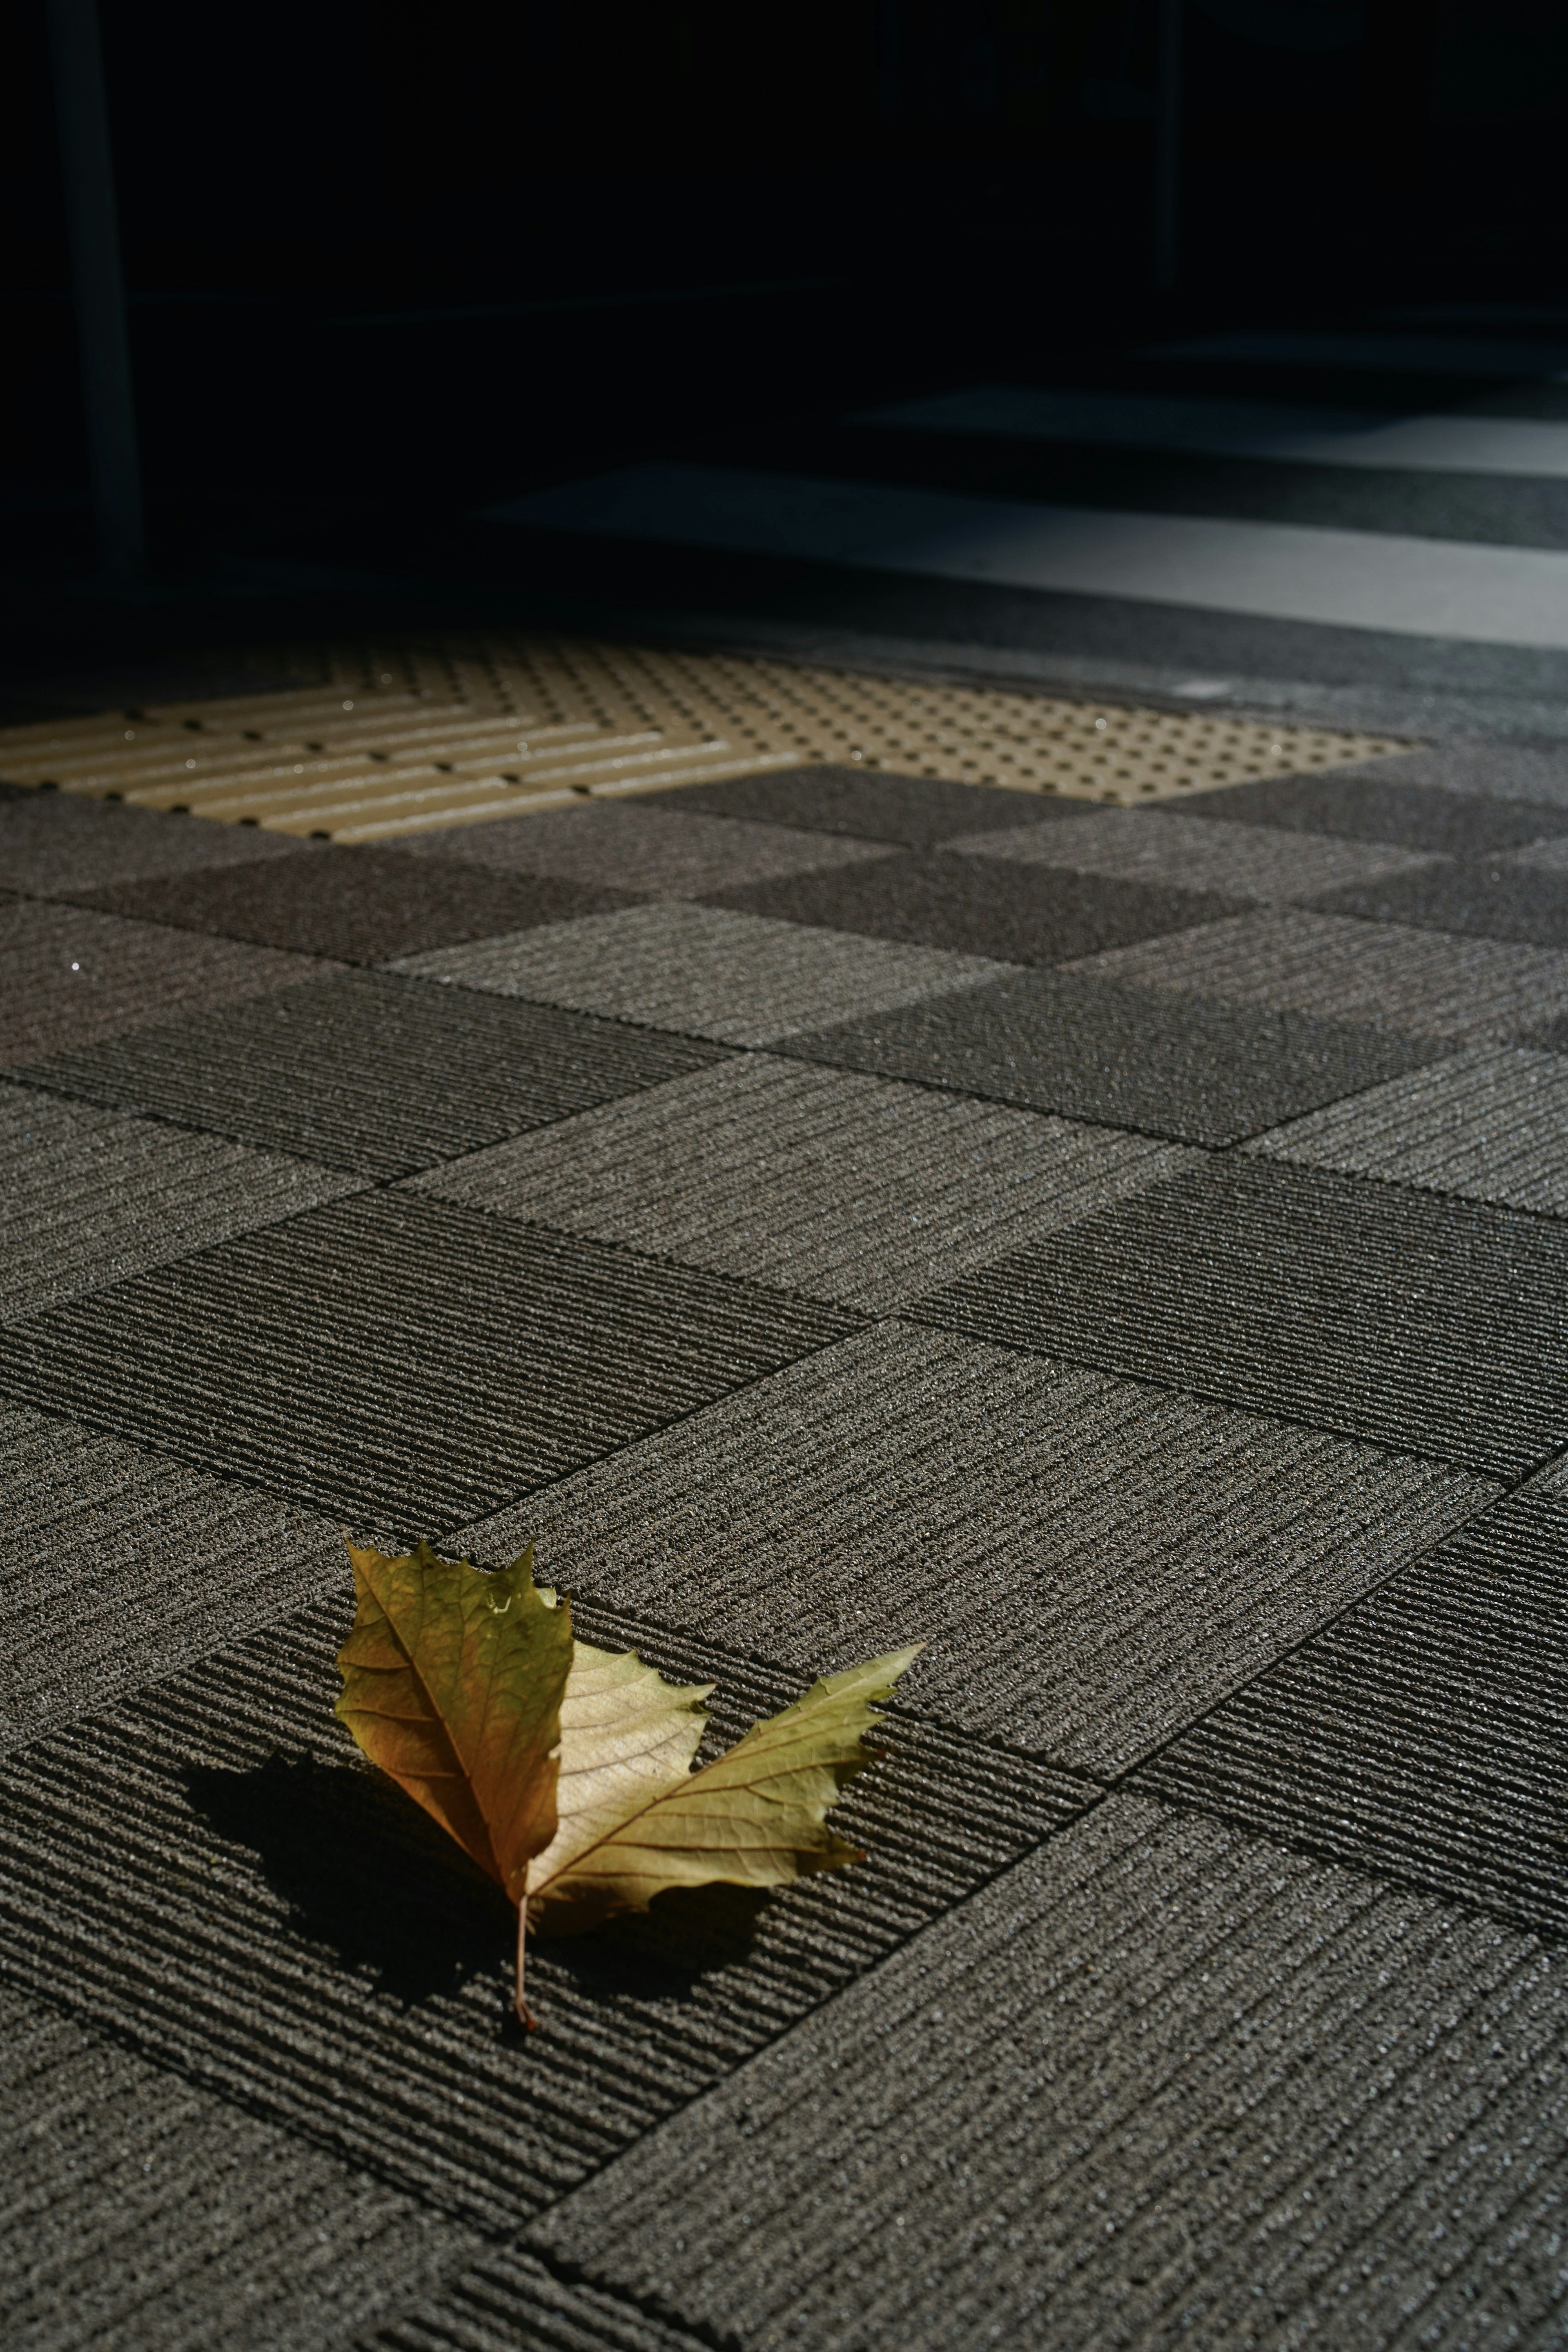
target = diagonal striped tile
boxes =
[0,1595,1087,2231]
[414,1056,1196,1312]
[0,1983,478,2352]
[15,973,729,1179]
[529,1797,1568,2352]
[908,1156,1568,1478]
[462,1324,1491,1772]
[0,1082,361,1322]
[0,1399,341,1751]
[1136,1490,1568,1936]
[393,904,1006,1046]
[1247,1045,1568,1215]
[0,1192,864,1528]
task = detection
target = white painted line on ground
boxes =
[1142,330,1568,379]
[487,462,1568,650]
[855,384,1568,479]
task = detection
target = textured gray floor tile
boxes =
[1278,740,1568,809]
[78,846,635,963]
[0,1597,1087,2232]
[394,904,1005,1046]
[415,1056,1196,1312]
[667,763,1088,849]
[398,802,899,896]
[0,1982,477,2352]
[357,2245,708,2352]
[950,806,1441,899]
[1070,907,1568,1040]
[530,1797,1568,2352]
[0,781,306,894]
[0,900,331,1064]
[709,850,1245,967]
[16,973,728,1178]
[910,1156,1568,1478]
[0,1400,341,1751]
[1139,1491,1568,1938]
[1315,858,1568,949]
[781,966,1441,1146]
[1179,767,1568,853]
[0,1191,862,1528]
[0,1082,361,1321]
[1248,1045,1568,1214]
[1507,831,1568,873]
[462,1324,1490,1773]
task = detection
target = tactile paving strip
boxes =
[0,633,1406,842]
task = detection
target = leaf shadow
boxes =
[183,1751,769,2016]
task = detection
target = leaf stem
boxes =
[514,1898,537,2032]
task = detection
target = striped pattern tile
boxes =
[1068,907,1568,1040]
[0,1192,864,1528]
[1137,1492,1568,1937]
[0,1400,341,1751]
[394,801,902,897]
[0,1081,361,1323]
[0,1984,478,2352]
[907,1157,1568,1479]
[0,1596,1088,2230]
[1247,1045,1568,1215]
[780,965,1442,1146]
[355,2248,708,2352]
[529,1796,1568,2352]
[394,904,1008,1047]
[0,899,332,1066]
[462,1324,1492,1773]
[414,1054,1198,1313]
[947,806,1442,900]
[16,973,729,1178]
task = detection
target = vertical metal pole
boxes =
[1154,0,1183,296]
[46,0,145,586]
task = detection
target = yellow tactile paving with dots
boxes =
[0,634,1408,842]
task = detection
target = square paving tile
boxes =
[908,1154,1568,1478]
[0,900,330,1065]
[0,1591,1085,2230]
[0,782,306,895]
[463,1323,1489,1772]
[393,904,1005,1046]
[0,1191,863,1528]
[666,763,1089,849]
[1177,764,1568,852]
[0,1981,477,2352]
[0,1081,361,1322]
[778,966,1441,1145]
[1071,907,1568,1039]
[0,1400,341,1749]
[1138,1490,1568,1937]
[1311,858,1568,948]
[415,1055,1196,1312]
[1247,1045,1568,1215]
[71,845,635,963]
[528,1798,1568,2352]
[15,972,728,1178]
[707,849,1245,965]
[396,801,900,896]
[949,807,1439,900]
